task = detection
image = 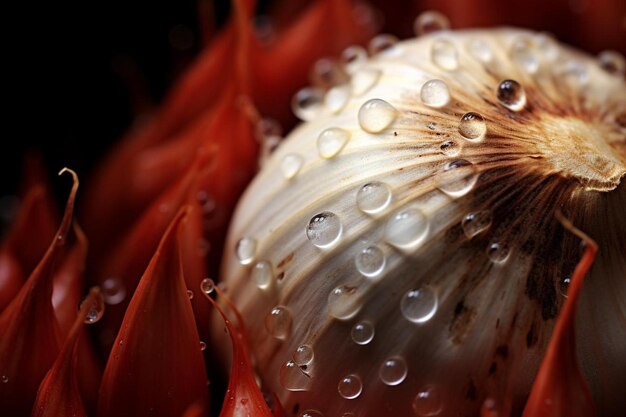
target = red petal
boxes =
[0,169,78,417]
[98,208,209,417]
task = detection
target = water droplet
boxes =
[401,287,438,324]
[379,356,408,386]
[350,68,382,96]
[1,375,8,383]
[201,278,215,294]
[559,60,589,87]
[328,285,362,320]
[439,140,461,157]
[414,11,450,36]
[317,127,351,159]
[292,87,324,121]
[458,112,487,141]
[299,410,322,417]
[431,39,459,71]
[358,99,398,133]
[324,84,351,113]
[355,246,386,278]
[461,210,492,238]
[420,79,450,108]
[597,50,626,77]
[413,386,443,416]
[280,359,312,391]
[510,38,539,73]
[338,374,363,399]
[200,341,207,351]
[187,289,194,300]
[437,160,478,197]
[82,292,105,324]
[486,242,510,264]
[560,276,571,298]
[255,117,283,141]
[293,345,314,366]
[265,306,292,339]
[306,212,342,248]
[235,237,257,265]
[466,38,493,63]
[368,34,399,55]
[311,57,348,88]
[356,181,392,214]
[251,261,273,290]
[280,153,304,179]
[101,277,126,305]
[384,208,429,249]
[351,321,375,345]
[535,33,559,61]
[497,80,526,111]
[341,45,368,73]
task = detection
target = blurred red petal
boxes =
[98,208,209,417]
[0,169,78,417]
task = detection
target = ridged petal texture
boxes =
[220,29,626,417]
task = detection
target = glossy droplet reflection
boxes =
[598,50,626,77]
[341,45,368,73]
[358,99,398,133]
[487,242,511,264]
[379,356,408,386]
[300,410,323,417]
[385,208,429,249]
[466,38,493,63]
[235,237,257,265]
[356,181,392,214]
[510,38,539,73]
[324,84,351,114]
[439,140,461,157]
[200,278,215,294]
[413,386,443,416]
[421,79,450,108]
[187,289,194,300]
[338,374,363,399]
[251,260,273,289]
[317,127,350,159]
[355,245,386,278]
[437,159,479,197]
[306,211,342,248]
[280,359,312,391]
[560,276,571,298]
[265,306,292,339]
[101,277,126,305]
[414,11,450,36]
[401,287,438,324]
[368,34,399,55]
[497,79,526,111]
[82,291,105,324]
[351,321,375,345]
[461,210,492,238]
[458,112,487,141]
[1,375,8,384]
[292,87,324,121]
[294,344,314,366]
[281,153,304,179]
[328,285,362,320]
[351,68,382,96]
[431,39,459,71]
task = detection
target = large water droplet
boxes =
[356,181,392,214]
[235,237,257,265]
[306,212,342,248]
[439,140,461,157]
[358,99,398,133]
[341,45,368,73]
[401,287,438,324]
[420,79,450,108]
[355,245,386,278]
[379,356,408,386]
[251,261,273,290]
[265,306,292,339]
[293,345,314,366]
[292,87,324,121]
[324,84,351,114]
[351,321,375,345]
[351,68,382,96]
[101,277,126,305]
[413,386,443,416]
[431,39,459,71]
[328,285,362,320]
[338,374,363,399]
[597,50,626,77]
[317,127,351,159]
[461,210,492,238]
[385,208,429,249]
[280,153,304,179]
[486,242,510,264]
[510,38,539,74]
[414,11,450,36]
[200,278,215,295]
[280,359,312,391]
[437,159,478,197]
[497,79,526,111]
[466,38,493,63]
[458,112,487,141]
[82,292,105,324]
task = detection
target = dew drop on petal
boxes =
[280,360,312,391]
[306,212,342,248]
[328,285,362,320]
[294,345,314,366]
[486,242,511,264]
[351,321,375,345]
[413,386,443,416]
[437,159,479,197]
[281,153,304,179]
[466,38,493,63]
[200,278,215,295]
[379,356,408,386]
[350,68,382,96]
[317,127,351,159]
[458,112,487,141]
[292,87,324,121]
[461,210,492,238]
[560,276,571,298]
[235,237,257,265]
[251,261,273,290]
[265,306,292,339]
[82,292,105,324]
[341,45,368,73]
[510,38,539,73]
[414,11,450,36]
[535,33,559,61]
[439,140,461,157]
[199,341,206,351]
[597,50,626,77]
[385,208,429,249]
[497,79,526,111]
[338,374,363,399]
[559,60,590,87]
[324,84,351,114]
[187,289,194,300]
[101,277,126,305]
[368,33,399,55]
[431,39,459,71]
[1,375,8,384]
[420,79,450,108]
[358,99,398,133]
[311,57,347,88]
[355,245,386,278]
[356,181,392,214]
[401,287,438,324]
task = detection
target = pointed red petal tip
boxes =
[98,207,209,417]
[522,213,597,417]
[31,287,104,417]
[199,283,274,417]
[0,168,79,417]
